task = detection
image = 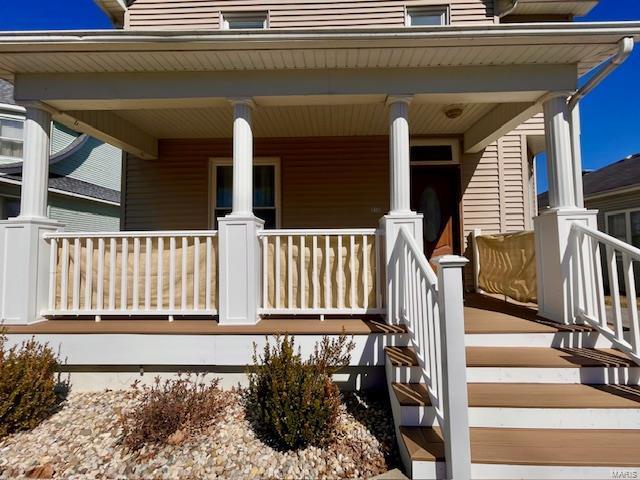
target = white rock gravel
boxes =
[0,389,399,479]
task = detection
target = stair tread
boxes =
[467,347,635,368]
[401,427,640,466]
[386,346,635,368]
[392,382,640,408]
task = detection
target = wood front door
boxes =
[410,166,461,259]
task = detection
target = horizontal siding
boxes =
[586,190,640,232]
[48,195,121,232]
[124,137,389,231]
[126,0,495,30]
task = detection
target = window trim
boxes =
[220,11,269,30]
[605,208,640,247]
[208,157,281,229]
[405,6,449,27]
[409,138,461,166]
[0,113,25,162]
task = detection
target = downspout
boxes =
[567,37,635,208]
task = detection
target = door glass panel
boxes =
[608,213,627,243]
[630,211,640,248]
[215,166,233,209]
[420,187,441,243]
[410,145,453,163]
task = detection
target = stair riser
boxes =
[465,332,614,348]
[467,367,640,385]
[470,463,640,479]
[398,404,640,429]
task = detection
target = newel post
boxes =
[434,255,471,480]
[0,103,61,324]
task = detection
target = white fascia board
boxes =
[0,22,639,49]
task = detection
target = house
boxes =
[0,80,122,231]
[1,0,640,478]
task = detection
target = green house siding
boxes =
[48,194,120,232]
[50,123,122,192]
[50,122,78,155]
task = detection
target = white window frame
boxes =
[208,157,281,229]
[405,6,449,27]
[0,113,25,162]
[605,208,640,247]
[220,11,269,30]
[409,138,461,166]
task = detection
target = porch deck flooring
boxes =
[4,316,405,336]
[464,294,594,334]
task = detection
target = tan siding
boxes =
[516,113,545,136]
[126,0,495,30]
[124,137,389,231]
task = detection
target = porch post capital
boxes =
[537,91,573,105]
[228,97,256,110]
[385,94,413,107]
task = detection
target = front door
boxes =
[410,166,461,258]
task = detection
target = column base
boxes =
[218,214,264,325]
[534,207,598,324]
[0,217,62,324]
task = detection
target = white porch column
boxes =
[0,103,60,324]
[534,93,597,324]
[570,103,585,209]
[218,97,263,325]
[380,95,423,324]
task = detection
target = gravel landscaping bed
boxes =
[0,388,399,479]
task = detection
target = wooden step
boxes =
[393,382,640,408]
[386,346,635,369]
[466,347,635,368]
[401,426,640,467]
[385,346,419,366]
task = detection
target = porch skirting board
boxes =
[56,366,386,392]
[2,331,405,388]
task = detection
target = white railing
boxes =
[43,230,218,320]
[258,229,384,315]
[571,223,640,364]
[390,227,471,479]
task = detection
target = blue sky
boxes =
[0,0,638,194]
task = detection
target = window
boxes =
[0,196,20,220]
[210,158,280,229]
[410,139,460,165]
[221,12,267,30]
[0,115,24,161]
[606,209,640,249]
[406,7,448,26]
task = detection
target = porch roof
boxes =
[0,22,639,80]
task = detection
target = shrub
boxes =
[0,331,69,438]
[247,333,355,451]
[120,374,228,451]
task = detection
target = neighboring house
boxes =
[2,1,640,478]
[539,153,640,246]
[0,80,121,231]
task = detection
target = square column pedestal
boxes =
[0,218,61,324]
[218,215,264,325]
[534,208,598,324]
[379,212,424,324]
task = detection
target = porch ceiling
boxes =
[112,102,497,138]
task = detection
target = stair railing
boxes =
[391,226,471,479]
[570,223,640,364]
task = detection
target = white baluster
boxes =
[206,236,212,311]
[606,245,624,341]
[337,235,344,309]
[133,237,140,311]
[325,235,331,309]
[97,238,105,314]
[300,235,306,310]
[169,237,176,312]
[157,237,164,311]
[193,237,200,310]
[623,253,640,352]
[312,235,318,310]
[181,237,188,310]
[48,238,57,311]
[120,237,128,311]
[350,235,356,309]
[262,236,268,309]
[72,238,81,311]
[275,236,281,309]
[362,235,368,310]
[145,237,152,311]
[84,238,93,311]
[287,235,293,309]
[375,232,382,309]
[109,238,116,311]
